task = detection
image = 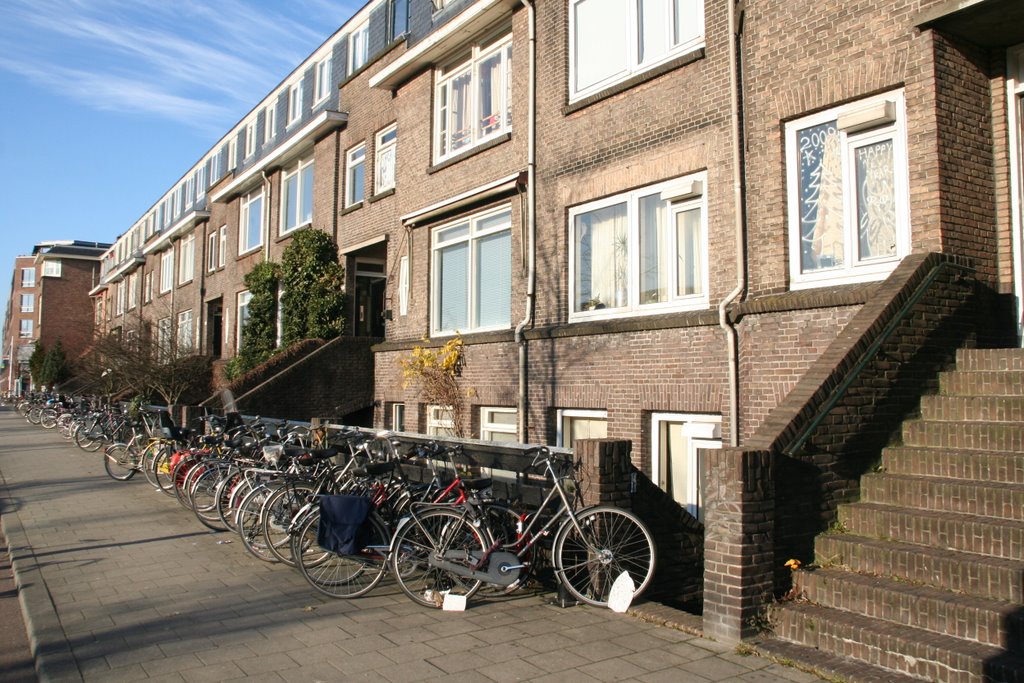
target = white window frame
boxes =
[375,124,397,193]
[178,233,195,285]
[19,319,33,338]
[144,272,153,303]
[127,272,138,310]
[218,226,228,268]
[196,165,207,200]
[287,81,303,126]
[281,157,315,235]
[392,403,406,431]
[20,294,33,313]
[349,21,369,74]
[650,412,721,520]
[244,119,257,158]
[345,144,366,207]
[207,232,218,272]
[398,255,409,316]
[568,173,708,322]
[157,317,172,362]
[227,137,238,171]
[314,54,333,103]
[568,0,705,102]
[430,206,512,336]
[115,280,126,316]
[239,189,265,255]
[434,31,512,163]
[177,310,194,354]
[426,405,456,437]
[20,268,34,288]
[556,409,608,449]
[264,104,276,144]
[785,90,910,290]
[42,260,62,277]
[159,250,174,294]
[236,290,252,350]
[480,407,517,442]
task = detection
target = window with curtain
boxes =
[434,31,512,162]
[237,290,252,350]
[346,145,365,207]
[557,409,608,450]
[177,310,194,353]
[375,125,397,193]
[282,157,315,234]
[178,234,195,284]
[159,250,174,294]
[570,0,704,101]
[570,174,707,319]
[239,189,264,254]
[481,407,517,442]
[786,90,908,289]
[431,206,512,335]
[157,317,172,362]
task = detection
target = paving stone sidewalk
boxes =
[0,409,821,682]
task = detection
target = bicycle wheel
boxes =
[236,485,278,563]
[478,502,534,592]
[80,425,106,452]
[261,483,316,566]
[552,506,656,608]
[39,408,58,429]
[389,508,488,609]
[27,406,43,425]
[219,474,252,532]
[140,442,165,489]
[172,456,203,510]
[190,463,231,531]
[295,510,390,598]
[103,443,138,481]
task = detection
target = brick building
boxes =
[83,0,1024,658]
[1,241,109,394]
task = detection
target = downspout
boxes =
[514,0,536,443]
[719,0,746,447]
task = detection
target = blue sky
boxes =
[0,0,359,329]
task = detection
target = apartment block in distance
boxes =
[83,0,1024,676]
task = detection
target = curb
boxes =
[0,467,84,683]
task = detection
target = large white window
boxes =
[427,405,456,437]
[569,0,704,101]
[346,145,366,207]
[315,54,333,103]
[349,21,369,74]
[20,294,33,313]
[786,91,909,289]
[651,413,720,520]
[177,310,194,353]
[178,234,195,284]
[264,104,276,144]
[19,319,33,338]
[20,268,34,288]
[431,206,512,335]
[218,226,228,268]
[237,290,252,350]
[434,31,512,162]
[127,272,138,310]
[157,317,172,362]
[557,409,608,450]
[240,189,264,254]
[244,119,257,158]
[287,81,303,126]
[282,158,315,234]
[159,250,174,294]
[375,125,397,193]
[43,260,62,277]
[570,174,707,320]
[207,232,218,272]
[481,407,517,442]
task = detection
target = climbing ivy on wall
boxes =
[280,228,346,346]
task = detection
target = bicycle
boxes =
[388,446,656,609]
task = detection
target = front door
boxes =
[354,259,386,337]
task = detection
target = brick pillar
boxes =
[702,447,775,643]
[575,439,632,509]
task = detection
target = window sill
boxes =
[563,47,706,116]
[428,133,511,174]
[369,187,395,204]
[340,201,364,216]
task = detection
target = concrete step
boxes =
[957,348,1024,372]
[902,420,1024,453]
[815,533,1024,602]
[939,370,1024,397]
[770,601,1024,683]
[880,446,1024,485]
[860,472,1024,522]
[919,394,1024,423]
[837,502,1024,559]
[797,568,1024,649]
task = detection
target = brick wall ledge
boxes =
[733,282,877,319]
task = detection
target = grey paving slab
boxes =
[0,409,824,682]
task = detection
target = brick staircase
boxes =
[763,348,1024,682]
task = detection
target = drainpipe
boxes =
[514,0,536,443]
[719,0,746,447]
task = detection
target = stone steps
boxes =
[902,420,1024,453]
[859,472,1024,521]
[919,394,1024,423]
[880,446,1024,484]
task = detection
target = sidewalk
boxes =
[0,409,821,683]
